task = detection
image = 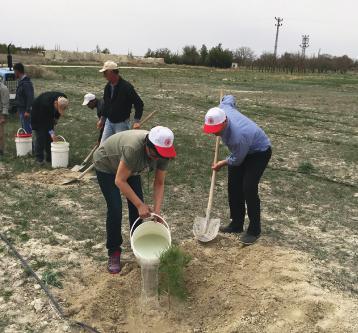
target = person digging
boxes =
[31,92,69,165]
[203,95,271,245]
[93,126,177,274]
[82,93,105,144]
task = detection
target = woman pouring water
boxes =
[93,126,177,274]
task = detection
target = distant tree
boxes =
[207,43,233,68]
[181,45,200,65]
[144,48,153,57]
[255,52,276,72]
[102,48,110,54]
[233,47,256,66]
[199,44,208,66]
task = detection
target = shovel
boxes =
[71,143,99,172]
[193,136,221,242]
[61,163,95,185]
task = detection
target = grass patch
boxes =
[297,161,315,174]
[41,270,63,289]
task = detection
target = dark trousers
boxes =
[33,129,52,162]
[228,147,272,236]
[96,170,144,255]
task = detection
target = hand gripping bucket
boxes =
[15,128,32,156]
[51,136,70,168]
[130,214,171,266]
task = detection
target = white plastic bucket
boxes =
[51,135,69,168]
[130,213,171,266]
[15,128,32,156]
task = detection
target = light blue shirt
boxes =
[220,95,271,166]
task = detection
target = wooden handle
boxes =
[83,144,99,164]
[78,163,94,180]
[139,111,157,126]
[206,136,220,220]
[205,91,224,220]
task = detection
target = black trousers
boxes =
[33,129,52,162]
[96,170,144,255]
[228,147,272,236]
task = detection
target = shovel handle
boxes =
[78,163,94,180]
[139,111,157,126]
[83,144,99,164]
[206,136,220,220]
[205,91,223,220]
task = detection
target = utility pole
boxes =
[274,17,283,58]
[300,35,310,58]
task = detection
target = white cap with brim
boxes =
[203,107,227,134]
[82,93,96,105]
[99,60,119,72]
[148,126,177,158]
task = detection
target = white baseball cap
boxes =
[99,60,118,72]
[148,126,177,158]
[203,107,227,134]
[82,93,96,105]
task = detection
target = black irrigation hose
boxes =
[0,232,101,333]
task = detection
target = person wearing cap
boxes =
[14,63,34,134]
[99,61,144,143]
[203,95,271,245]
[31,91,69,164]
[0,79,9,156]
[93,126,176,274]
[82,93,105,144]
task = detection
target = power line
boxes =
[274,17,283,58]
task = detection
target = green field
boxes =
[0,66,357,332]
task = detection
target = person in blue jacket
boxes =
[203,95,272,245]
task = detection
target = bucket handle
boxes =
[17,128,28,135]
[130,213,169,239]
[55,135,66,142]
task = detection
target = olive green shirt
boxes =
[93,130,169,175]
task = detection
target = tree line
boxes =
[145,44,358,73]
[0,43,45,55]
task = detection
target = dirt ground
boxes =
[2,230,356,333]
[1,67,357,333]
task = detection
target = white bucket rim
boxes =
[130,213,171,261]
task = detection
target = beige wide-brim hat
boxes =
[99,61,119,72]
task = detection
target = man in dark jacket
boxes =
[98,61,144,143]
[31,92,69,164]
[14,63,34,134]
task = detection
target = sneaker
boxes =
[35,159,44,166]
[107,251,121,274]
[219,223,243,234]
[239,232,260,245]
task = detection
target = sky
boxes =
[2,0,358,58]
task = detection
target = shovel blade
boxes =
[61,178,79,185]
[193,217,220,242]
[71,164,85,172]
